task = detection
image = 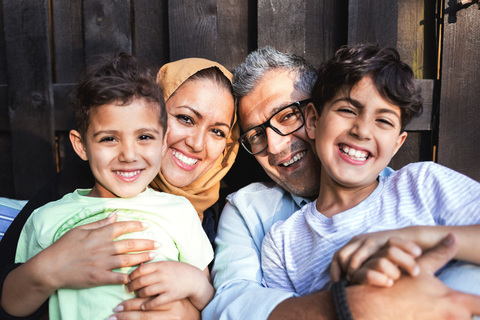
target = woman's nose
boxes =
[186,129,206,152]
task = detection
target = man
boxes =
[203,46,480,319]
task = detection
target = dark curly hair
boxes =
[312,44,423,131]
[73,52,167,138]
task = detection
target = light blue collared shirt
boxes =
[203,167,394,320]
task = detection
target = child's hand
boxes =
[330,231,422,287]
[125,261,214,311]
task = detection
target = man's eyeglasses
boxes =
[239,98,312,155]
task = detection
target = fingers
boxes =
[128,261,161,280]
[79,210,118,230]
[351,268,395,287]
[384,238,421,277]
[113,238,160,255]
[418,233,458,275]
[107,252,158,271]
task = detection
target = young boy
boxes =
[261,44,480,297]
[15,53,214,320]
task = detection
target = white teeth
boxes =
[116,170,141,178]
[341,146,368,161]
[281,151,306,167]
[173,150,198,166]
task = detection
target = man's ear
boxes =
[392,131,408,157]
[69,130,89,161]
[304,103,319,140]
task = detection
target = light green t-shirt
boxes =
[16,188,213,320]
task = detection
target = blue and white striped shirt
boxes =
[261,162,480,295]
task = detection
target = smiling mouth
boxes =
[115,170,141,178]
[339,145,370,161]
[280,151,306,167]
[172,150,198,166]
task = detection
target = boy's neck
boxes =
[315,170,379,218]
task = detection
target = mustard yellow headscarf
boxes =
[149,58,240,220]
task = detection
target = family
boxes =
[0,44,479,320]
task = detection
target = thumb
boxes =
[79,210,118,230]
[417,233,458,275]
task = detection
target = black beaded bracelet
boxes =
[331,280,354,320]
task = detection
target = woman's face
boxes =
[161,78,234,187]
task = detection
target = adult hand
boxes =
[2,212,159,317]
[108,298,200,320]
[41,211,159,290]
[348,234,480,319]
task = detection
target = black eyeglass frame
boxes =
[239,98,313,155]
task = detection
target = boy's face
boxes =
[70,98,167,198]
[306,76,407,189]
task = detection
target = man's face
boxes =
[238,69,320,198]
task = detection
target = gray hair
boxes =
[233,46,317,100]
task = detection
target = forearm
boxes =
[267,290,336,320]
[406,225,480,263]
[1,258,54,316]
[189,268,215,311]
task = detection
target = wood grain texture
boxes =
[133,0,169,71]
[3,0,56,198]
[52,0,84,83]
[168,0,217,60]
[438,1,480,181]
[83,0,132,63]
[216,0,249,71]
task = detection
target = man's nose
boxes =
[265,127,289,155]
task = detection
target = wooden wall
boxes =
[0,0,479,200]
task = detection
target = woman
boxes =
[0,57,239,319]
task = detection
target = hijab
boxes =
[150,58,240,220]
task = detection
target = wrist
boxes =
[331,280,353,320]
[28,251,61,292]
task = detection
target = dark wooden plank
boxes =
[257,0,307,56]
[438,1,480,181]
[132,0,169,72]
[83,0,132,64]
[168,0,217,61]
[0,0,7,84]
[304,0,347,67]
[216,0,249,71]
[52,0,85,83]
[3,0,56,199]
[257,0,343,69]
[348,0,399,47]
[54,83,76,131]
[0,132,15,198]
[0,85,7,130]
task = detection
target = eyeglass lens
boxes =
[242,104,305,154]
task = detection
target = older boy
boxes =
[261,44,480,299]
[15,53,213,320]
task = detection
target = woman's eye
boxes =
[211,128,227,138]
[176,114,194,125]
